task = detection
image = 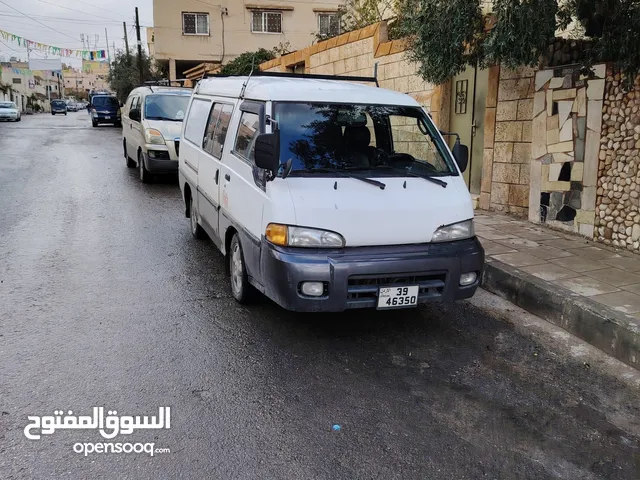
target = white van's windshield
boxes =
[145,94,189,122]
[274,103,457,177]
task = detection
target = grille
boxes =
[346,272,446,305]
[148,150,171,160]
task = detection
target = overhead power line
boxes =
[0,0,79,42]
[34,0,123,23]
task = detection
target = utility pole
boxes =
[135,7,144,84]
[123,22,130,63]
[105,28,111,71]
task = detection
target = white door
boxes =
[132,95,145,156]
[220,102,269,266]
[181,96,213,218]
[198,101,235,241]
[124,95,139,155]
[126,95,141,155]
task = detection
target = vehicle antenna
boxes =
[240,53,257,99]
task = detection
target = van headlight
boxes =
[145,128,165,145]
[431,219,475,243]
[266,224,345,248]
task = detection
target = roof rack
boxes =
[138,79,192,92]
[203,69,380,87]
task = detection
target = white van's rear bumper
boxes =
[259,238,484,313]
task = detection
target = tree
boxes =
[398,0,640,85]
[220,49,276,76]
[108,49,162,104]
[400,0,485,85]
[316,0,399,41]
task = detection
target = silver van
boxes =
[122,86,192,183]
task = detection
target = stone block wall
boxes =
[481,66,535,216]
[595,71,640,250]
[528,64,605,238]
[260,22,449,130]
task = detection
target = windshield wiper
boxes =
[146,116,183,122]
[375,165,448,188]
[294,167,386,190]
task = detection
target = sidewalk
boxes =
[476,211,640,369]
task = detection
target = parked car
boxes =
[51,100,67,115]
[0,101,21,121]
[67,102,78,112]
[178,74,484,312]
[90,95,121,127]
[122,86,192,183]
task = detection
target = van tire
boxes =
[189,193,205,240]
[139,151,151,183]
[229,234,256,304]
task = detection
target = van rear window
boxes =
[92,96,119,108]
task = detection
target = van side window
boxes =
[213,105,233,158]
[203,104,221,155]
[125,95,135,111]
[234,111,260,162]
[203,104,233,158]
[184,98,212,146]
[130,96,139,111]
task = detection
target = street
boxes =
[1,112,639,479]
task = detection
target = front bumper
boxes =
[0,114,18,120]
[142,151,178,174]
[260,237,484,312]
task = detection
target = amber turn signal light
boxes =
[266,223,288,246]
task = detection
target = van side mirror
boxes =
[129,108,141,122]
[453,139,469,173]
[254,132,280,177]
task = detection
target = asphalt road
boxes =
[1,113,639,480]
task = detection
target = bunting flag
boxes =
[0,28,107,60]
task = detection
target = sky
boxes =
[0,0,154,69]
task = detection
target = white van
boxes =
[179,73,484,312]
[122,86,192,183]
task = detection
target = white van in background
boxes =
[122,85,192,183]
[179,72,484,312]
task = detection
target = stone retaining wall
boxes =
[528,64,606,238]
[595,71,640,250]
[260,22,450,130]
[480,66,535,216]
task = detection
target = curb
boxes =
[481,259,640,370]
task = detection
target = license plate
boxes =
[104,116,111,120]
[377,286,419,309]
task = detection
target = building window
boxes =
[251,11,282,34]
[12,78,21,84]
[318,13,340,37]
[182,12,210,35]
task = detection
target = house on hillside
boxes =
[150,0,346,82]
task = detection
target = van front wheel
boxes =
[229,234,256,304]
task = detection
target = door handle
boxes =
[215,169,219,184]
[225,174,231,182]
[471,119,478,137]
